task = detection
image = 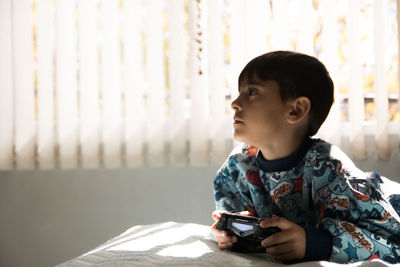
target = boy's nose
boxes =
[231,96,242,111]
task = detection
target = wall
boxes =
[0,167,218,267]
[1,150,400,267]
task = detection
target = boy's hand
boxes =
[260,215,306,261]
[210,210,252,250]
[211,210,237,249]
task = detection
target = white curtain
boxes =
[0,0,398,169]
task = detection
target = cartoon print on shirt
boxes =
[246,170,263,187]
[292,175,304,195]
[214,139,400,263]
[271,182,292,203]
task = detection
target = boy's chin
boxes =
[233,132,248,144]
[233,133,259,148]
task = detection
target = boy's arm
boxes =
[212,163,256,250]
[213,166,253,213]
[313,170,400,263]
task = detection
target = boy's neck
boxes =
[258,134,307,161]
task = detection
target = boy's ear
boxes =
[286,96,311,124]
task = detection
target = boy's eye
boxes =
[248,88,257,96]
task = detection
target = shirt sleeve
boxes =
[213,157,255,213]
[312,160,400,263]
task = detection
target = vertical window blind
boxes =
[0,0,399,169]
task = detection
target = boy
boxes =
[211,51,400,263]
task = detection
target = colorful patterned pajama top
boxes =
[213,137,400,263]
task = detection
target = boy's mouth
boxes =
[233,116,244,124]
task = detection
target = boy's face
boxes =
[231,78,291,147]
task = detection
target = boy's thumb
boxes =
[212,210,226,221]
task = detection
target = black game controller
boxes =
[216,212,281,253]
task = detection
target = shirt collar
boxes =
[256,137,314,172]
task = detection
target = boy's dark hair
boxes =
[238,50,334,136]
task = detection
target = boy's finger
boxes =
[218,242,233,249]
[212,213,220,222]
[216,235,237,244]
[211,223,229,237]
[260,216,291,230]
[212,210,226,221]
[265,241,292,256]
[213,230,228,238]
[261,230,289,248]
[211,222,221,233]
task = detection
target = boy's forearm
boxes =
[322,218,400,263]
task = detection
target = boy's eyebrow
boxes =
[238,82,264,92]
[247,82,264,87]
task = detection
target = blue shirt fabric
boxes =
[213,137,400,263]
